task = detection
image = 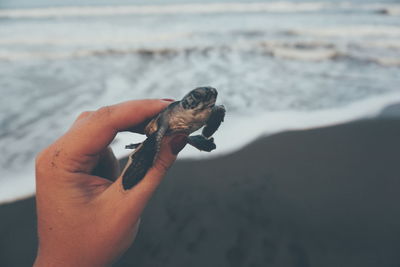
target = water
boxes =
[1,0,400,203]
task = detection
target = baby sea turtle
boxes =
[121,86,226,190]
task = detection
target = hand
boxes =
[34,99,187,266]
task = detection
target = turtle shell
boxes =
[144,116,160,137]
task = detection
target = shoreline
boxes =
[1,96,400,206]
[1,118,400,266]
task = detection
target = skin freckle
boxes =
[53,149,61,158]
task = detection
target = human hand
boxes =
[34,99,187,266]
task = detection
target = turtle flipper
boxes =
[152,126,166,165]
[188,135,216,152]
[121,125,167,190]
[202,105,226,138]
[121,133,157,190]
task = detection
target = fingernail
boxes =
[170,135,188,155]
[161,98,175,102]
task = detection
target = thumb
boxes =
[102,134,187,220]
[153,134,188,177]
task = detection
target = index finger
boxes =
[63,99,172,158]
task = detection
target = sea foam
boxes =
[1,2,400,19]
[1,92,400,204]
[0,2,336,18]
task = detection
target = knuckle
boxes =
[76,110,93,121]
[95,106,113,118]
[35,144,63,176]
[35,148,51,172]
[153,156,172,174]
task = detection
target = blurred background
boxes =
[1,0,400,202]
[1,0,400,266]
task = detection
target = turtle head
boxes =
[181,86,218,110]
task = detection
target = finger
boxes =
[101,134,187,221]
[91,147,120,182]
[121,99,175,134]
[74,110,93,123]
[62,99,172,159]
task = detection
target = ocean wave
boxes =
[334,55,400,67]
[260,40,400,66]
[385,8,400,16]
[368,4,400,16]
[260,40,339,61]
[1,41,399,67]
[286,26,400,38]
[0,2,334,19]
[372,57,400,67]
[3,26,400,50]
[0,32,189,47]
[2,91,399,204]
[356,41,400,50]
[268,47,339,61]
[1,2,400,19]
[0,48,182,61]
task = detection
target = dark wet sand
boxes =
[1,118,400,267]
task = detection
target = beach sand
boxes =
[1,118,400,267]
